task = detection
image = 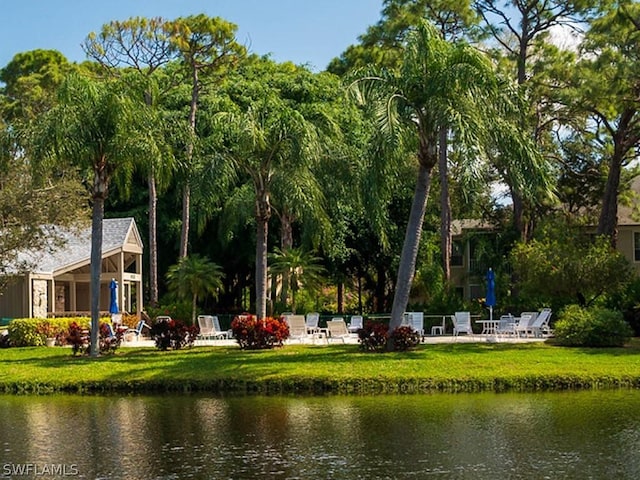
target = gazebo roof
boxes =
[19,217,143,276]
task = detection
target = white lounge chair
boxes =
[529,308,553,337]
[285,315,308,343]
[452,311,473,336]
[305,312,320,334]
[496,314,516,336]
[404,312,425,337]
[327,319,352,343]
[347,315,363,333]
[514,312,536,337]
[197,315,229,340]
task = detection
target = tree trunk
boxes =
[192,293,197,325]
[180,64,200,258]
[180,183,191,258]
[255,191,271,319]
[337,280,344,314]
[89,171,108,358]
[439,127,452,281]
[389,162,434,331]
[279,210,294,304]
[597,152,623,246]
[148,170,158,307]
[374,264,386,312]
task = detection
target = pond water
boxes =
[1,390,639,479]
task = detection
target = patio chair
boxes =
[404,312,425,336]
[514,312,536,337]
[213,316,232,339]
[347,315,364,333]
[452,311,473,336]
[122,318,150,342]
[529,308,553,337]
[496,314,516,336]
[197,315,228,340]
[326,319,352,343]
[285,315,309,343]
[305,312,321,335]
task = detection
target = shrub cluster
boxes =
[66,321,123,355]
[554,304,633,347]
[390,325,422,351]
[231,315,289,349]
[358,321,421,352]
[8,317,90,347]
[358,320,389,352]
[150,318,197,350]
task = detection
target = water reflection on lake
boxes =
[1,390,639,479]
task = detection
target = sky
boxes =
[0,0,384,72]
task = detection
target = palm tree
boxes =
[351,21,547,335]
[165,254,224,324]
[83,17,178,308]
[34,73,142,356]
[269,246,326,313]
[216,97,321,319]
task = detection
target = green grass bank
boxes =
[2,340,640,395]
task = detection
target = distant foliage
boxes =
[150,318,197,351]
[231,315,289,350]
[554,305,632,347]
[511,231,632,308]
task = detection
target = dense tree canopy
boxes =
[1,5,638,324]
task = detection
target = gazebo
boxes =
[0,218,143,319]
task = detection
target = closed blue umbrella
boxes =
[109,279,119,314]
[486,268,496,320]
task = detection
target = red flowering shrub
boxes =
[358,320,389,352]
[65,321,122,356]
[390,325,421,351]
[150,318,197,351]
[231,315,289,349]
[358,322,421,352]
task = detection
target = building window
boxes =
[451,240,463,266]
[634,232,640,262]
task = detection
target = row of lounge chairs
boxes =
[193,309,553,343]
[450,309,553,338]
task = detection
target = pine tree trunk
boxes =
[148,170,158,307]
[180,65,200,259]
[439,127,452,282]
[597,152,623,246]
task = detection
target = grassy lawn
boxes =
[2,339,640,395]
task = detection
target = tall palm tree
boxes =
[165,254,224,324]
[216,97,321,319]
[351,21,547,335]
[83,17,178,308]
[34,74,142,356]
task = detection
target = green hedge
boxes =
[554,305,633,347]
[8,317,91,347]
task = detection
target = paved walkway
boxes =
[123,334,547,348]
